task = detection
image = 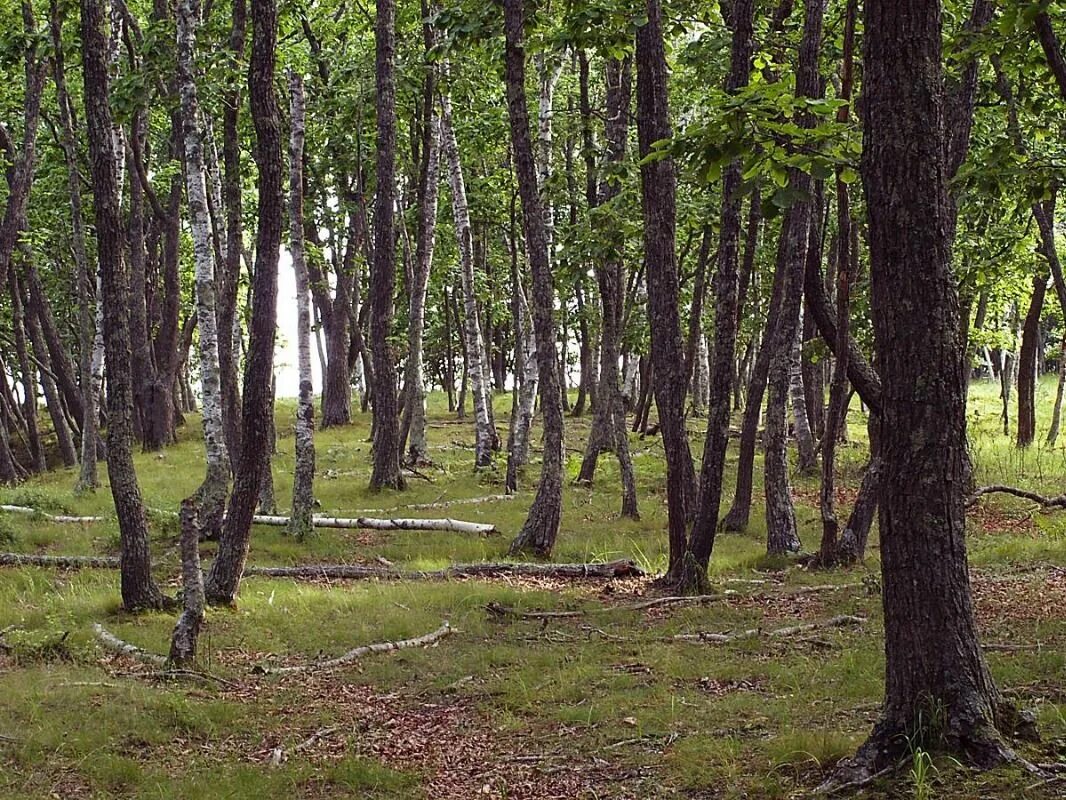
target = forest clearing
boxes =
[3,0,1066,795]
[0,385,1064,798]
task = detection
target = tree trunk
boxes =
[204,0,282,604]
[840,0,1016,775]
[636,0,698,578]
[682,0,755,589]
[1047,335,1066,446]
[441,96,494,468]
[503,0,564,557]
[179,0,230,538]
[1016,272,1047,448]
[789,320,818,475]
[50,0,99,490]
[367,0,404,491]
[287,70,315,537]
[80,0,166,611]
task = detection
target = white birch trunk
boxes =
[287,70,315,537]
[511,279,539,468]
[177,0,229,532]
[440,91,494,467]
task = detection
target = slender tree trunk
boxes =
[504,0,564,556]
[1047,335,1066,446]
[838,0,1017,776]
[178,0,230,537]
[636,0,698,578]
[789,319,818,474]
[286,70,315,537]
[682,0,755,589]
[204,0,282,603]
[1016,272,1047,448]
[9,270,45,473]
[51,0,99,489]
[80,0,166,611]
[367,0,404,491]
[441,97,493,468]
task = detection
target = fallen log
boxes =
[254,621,452,675]
[967,485,1066,509]
[673,615,867,644]
[249,515,497,535]
[247,559,645,581]
[0,552,120,569]
[0,505,107,524]
[92,623,167,665]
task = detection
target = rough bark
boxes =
[367,0,404,492]
[503,0,564,557]
[168,498,205,666]
[682,0,755,589]
[287,70,315,537]
[838,0,1016,777]
[8,269,45,473]
[204,0,282,604]
[636,0,698,577]
[80,0,166,611]
[1016,272,1047,448]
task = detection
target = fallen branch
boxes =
[247,559,644,581]
[1,553,120,569]
[673,615,867,644]
[249,514,497,535]
[967,485,1066,509]
[403,494,516,510]
[0,505,107,524]
[271,724,342,766]
[92,623,167,665]
[254,621,452,675]
[983,642,1045,652]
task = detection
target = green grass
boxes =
[0,384,1064,797]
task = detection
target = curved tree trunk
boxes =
[504,0,564,557]
[1016,272,1047,448]
[80,0,165,611]
[204,0,282,604]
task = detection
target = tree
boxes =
[836,0,1021,777]
[204,0,283,604]
[635,0,697,578]
[288,69,315,538]
[504,0,565,557]
[368,0,404,492]
[80,0,166,611]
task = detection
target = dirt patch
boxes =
[248,677,648,799]
[972,568,1066,626]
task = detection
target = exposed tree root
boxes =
[673,615,866,643]
[253,621,452,675]
[967,485,1066,509]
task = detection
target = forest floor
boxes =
[0,381,1064,798]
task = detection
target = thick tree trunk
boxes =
[503,0,564,556]
[204,0,282,604]
[840,0,1015,775]
[80,0,166,611]
[440,98,494,468]
[636,0,698,578]
[287,71,315,537]
[682,0,755,589]
[179,0,230,538]
[367,0,404,491]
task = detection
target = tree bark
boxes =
[503,0,564,556]
[80,0,166,611]
[178,0,230,538]
[367,0,404,491]
[683,0,755,589]
[1016,272,1047,448]
[204,0,282,604]
[287,70,315,537]
[840,0,1015,775]
[636,0,698,578]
